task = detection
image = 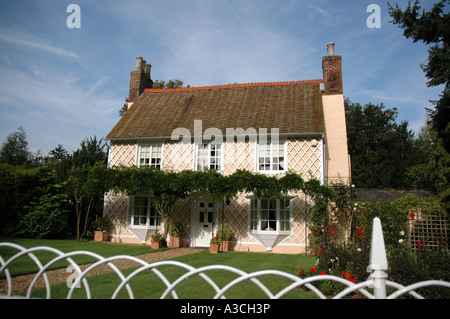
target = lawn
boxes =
[0,238,318,299]
[33,250,318,299]
[0,238,166,277]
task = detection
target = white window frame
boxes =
[256,140,287,173]
[249,198,291,235]
[137,144,163,169]
[127,196,161,229]
[194,143,223,171]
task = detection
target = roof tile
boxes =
[107,80,325,140]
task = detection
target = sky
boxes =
[0,0,445,155]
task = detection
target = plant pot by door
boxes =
[209,244,220,254]
[169,237,181,248]
[151,240,162,249]
[220,241,230,252]
[94,231,109,242]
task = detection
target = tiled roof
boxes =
[106,80,325,140]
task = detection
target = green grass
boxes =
[0,238,166,277]
[1,238,318,299]
[30,250,318,299]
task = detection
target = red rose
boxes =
[357,227,364,233]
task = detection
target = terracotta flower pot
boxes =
[209,244,220,254]
[169,237,181,248]
[220,241,230,252]
[94,231,109,242]
[151,240,162,249]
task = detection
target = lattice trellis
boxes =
[408,210,449,251]
[163,142,194,172]
[223,141,256,174]
[287,138,323,181]
[105,138,323,251]
[166,197,192,242]
[104,192,133,238]
[108,141,137,167]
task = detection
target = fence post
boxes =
[367,217,388,299]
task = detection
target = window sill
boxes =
[127,225,161,230]
[251,230,290,236]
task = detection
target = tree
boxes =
[151,79,186,89]
[65,162,108,239]
[389,0,450,152]
[389,1,450,209]
[0,164,41,236]
[16,166,70,239]
[71,136,108,167]
[0,127,35,166]
[345,99,419,188]
[49,144,69,160]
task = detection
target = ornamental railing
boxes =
[0,218,449,299]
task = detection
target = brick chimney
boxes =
[322,42,343,95]
[128,56,153,104]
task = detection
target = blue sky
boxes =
[0,0,444,155]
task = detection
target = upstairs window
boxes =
[138,144,162,169]
[196,143,222,171]
[257,141,285,172]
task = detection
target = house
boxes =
[104,42,351,254]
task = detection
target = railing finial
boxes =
[367,217,388,298]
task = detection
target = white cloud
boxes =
[0,62,121,154]
[0,31,79,59]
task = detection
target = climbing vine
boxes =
[106,166,334,239]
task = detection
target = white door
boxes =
[192,201,216,247]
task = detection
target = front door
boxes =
[192,201,216,247]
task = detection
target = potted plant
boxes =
[151,232,164,249]
[217,224,234,251]
[93,217,112,242]
[168,221,184,248]
[209,234,222,254]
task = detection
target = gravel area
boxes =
[0,247,203,297]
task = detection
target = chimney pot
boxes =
[129,56,153,103]
[136,56,143,70]
[327,42,335,56]
[322,42,343,95]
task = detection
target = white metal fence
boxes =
[1,218,449,299]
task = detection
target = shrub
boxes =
[92,216,112,232]
[17,192,70,239]
[216,224,234,241]
[388,246,450,299]
[168,221,184,237]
